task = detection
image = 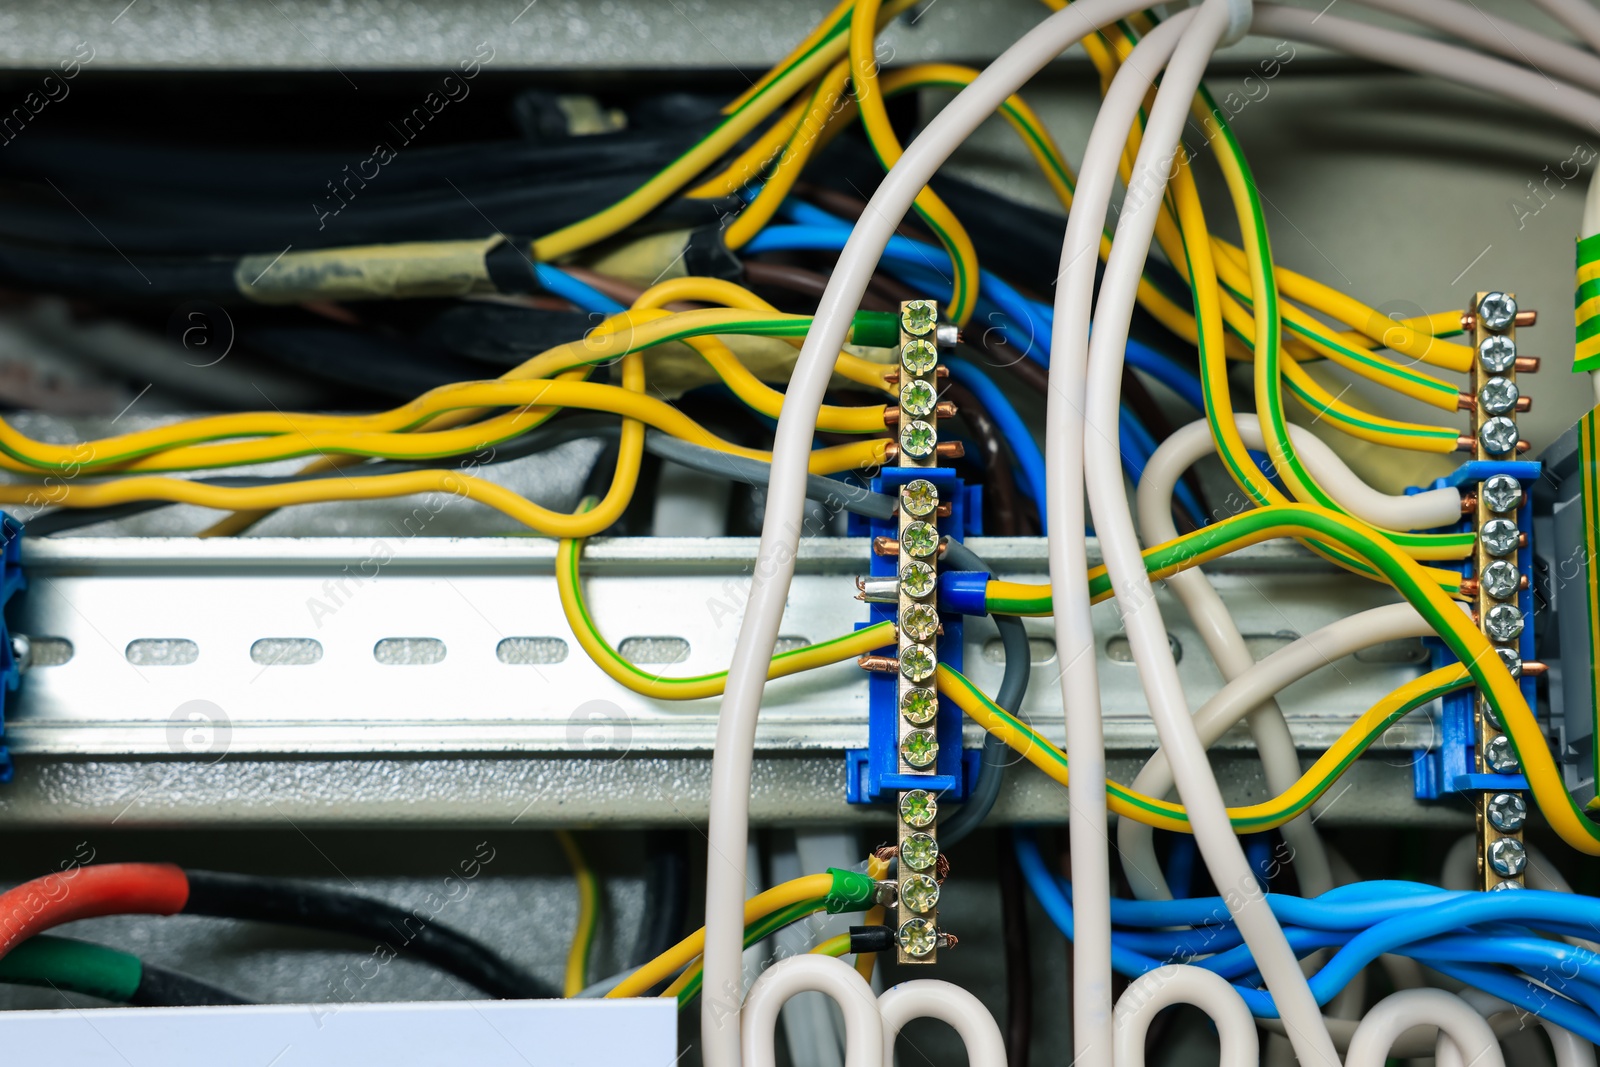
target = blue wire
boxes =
[532,263,628,316]
[1125,343,1205,412]
[1428,960,1600,1046]
[944,358,1048,533]
[1017,833,1600,1029]
[770,199,1207,408]
[1165,833,1196,900]
[1118,407,1207,523]
[1243,834,1274,889]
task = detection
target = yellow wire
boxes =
[629,276,895,394]
[531,35,842,261]
[2,436,882,531]
[724,62,854,249]
[854,853,889,982]
[723,0,857,115]
[605,873,834,999]
[556,830,599,998]
[195,284,888,534]
[938,664,1469,833]
[811,934,852,958]
[849,0,979,324]
[557,521,894,701]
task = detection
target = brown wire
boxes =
[792,182,929,243]
[742,261,891,314]
[945,380,1021,537]
[559,265,643,305]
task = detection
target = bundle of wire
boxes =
[14,0,1600,1062]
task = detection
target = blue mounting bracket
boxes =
[845,468,983,805]
[1412,461,1539,801]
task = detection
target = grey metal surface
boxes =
[0,752,1451,829]
[0,0,1571,70]
[8,535,1429,757]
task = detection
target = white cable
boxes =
[1045,12,1195,1064]
[1460,990,1598,1067]
[1346,989,1505,1067]
[1251,5,1600,129]
[1067,0,1338,1056]
[876,981,1007,1067]
[1441,833,1478,891]
[1129,415,1454,899]
[698,2,1159,1065]
[1239,417,1460,529]
[1348,0,1600,94]
[1536,0,1600,55]
[1112,965,1259,1067]
[1116,600,1430,896]
[1142,416,1460,532]
[740,956,882,1067]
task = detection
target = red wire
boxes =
[0,862,189,959]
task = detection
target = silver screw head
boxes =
[1481,559,1519,601]
[1495,646,1522,679]
[1479,416,1518,456]
[9,634,28,671]
[1488,836,1528,877]
[1485,603,1524,643]
[1486,791,1527,832]
[1478,291,1517,331]
[1480,518,1519,557]
[1490,878,1525,891]
[1485,734,1521,773]
[1478,334,1516,372]
[1478,377,1519,416]
[1481,474,1523,514]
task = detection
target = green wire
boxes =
[940,664,1467,830]
[0,935,144,1002]
[673,899,826,1005]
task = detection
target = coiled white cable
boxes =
[876,981,1006,1067]
[1459,990,1597,1067]
[700,3,1157,1062]
[1114,965,1259,1067]
[740,956,882,1067]
[1346,989,1505,1067]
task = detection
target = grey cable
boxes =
[939,537,1030,846]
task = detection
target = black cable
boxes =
[0,125,724,257]
[997,828,1033,1067]
[128,963,251,1007]
[181,869,559,1000]
[938,538,1031,847]
[632,831,690,970]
